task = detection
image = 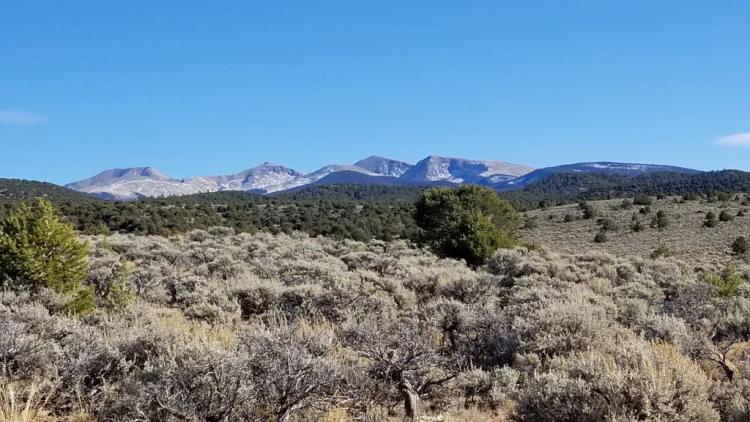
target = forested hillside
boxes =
[0,178,96,203]
[33,192,417,240]
[504,170,750,209]
[272,183,427,201]
[3,170,750,241]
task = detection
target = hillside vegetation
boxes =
[503,170,750,209]
[0,178,95,203]
[522,194,750,269]
[0,185,419,241]
[3,170,750,244]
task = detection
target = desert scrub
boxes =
[0,230,746,420]
[522,196,750,269]
[516,340,719,421]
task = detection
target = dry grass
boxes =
[0,383,50,422]
[150,306,238,349]
[321,407,351,422]
[522,195,750,270]
[441,407,512,422]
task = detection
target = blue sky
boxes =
[1,1,749,184]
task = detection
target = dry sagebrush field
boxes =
[522,194,750,271]
[1,223,750,421]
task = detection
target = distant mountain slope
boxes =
[1,178,97,203]
[354,156,414,177]
[501,170,750,210]
[64,157,707,201]
[498,162,701,189]
[265,164,383,192]
[66,167,213,200]
[203,163,303,191]
[66,167,170,188]
[310,170,455,188]
[65,156,536,199]
[401,156,534,184]
[67,164,304,200]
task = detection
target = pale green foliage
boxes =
[703,264,743,297]
[0,199,88,292]
[0,199,92,314]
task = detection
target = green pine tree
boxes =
[0,198,93,313]
[415,185,520,267]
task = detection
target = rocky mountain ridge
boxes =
[66,155,701,201]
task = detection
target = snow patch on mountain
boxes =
[67,157,699,201]
[208,163,303,191]
[66,167,212,200]
[67,164,304,200]
[354,156,413,177]
[264,164,381,193]
[496,162,702,189]
[401,156,534,184]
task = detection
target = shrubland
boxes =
[1,226,749,420]
[1,188,750,421]
[523,194,750,269]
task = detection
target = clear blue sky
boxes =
[1,1,749,184]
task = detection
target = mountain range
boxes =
[65,155,701,201]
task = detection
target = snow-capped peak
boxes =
[401,156,534,184]
[353,156,414,177]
